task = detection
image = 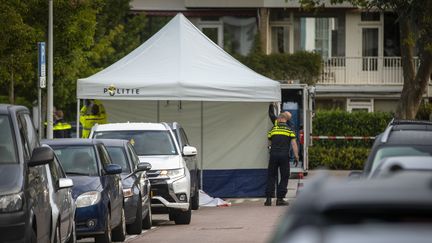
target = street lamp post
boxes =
[47,0,54,139]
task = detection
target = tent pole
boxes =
[200,101,204,190]
[76,99,80,138]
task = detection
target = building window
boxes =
[362,28,379,71]
[294,15,345,58]
[223,17,257,55]
[361,12,380,22]
[347,98,374,112]
[199,24,224,47]
[198,17,256,55]
[383,13,401,57]
[271,26,290,54]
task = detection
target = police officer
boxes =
[53,110,72,138]
[265,112,299,206]
[80,100,107,138]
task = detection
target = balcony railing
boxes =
[319,57,422,85]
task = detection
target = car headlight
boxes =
[123,188,134,198]
[160,168,185,179]
[76,191,101,208]
[0,192,23,213]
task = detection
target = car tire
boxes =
[127,198,143,234]
[95,213,112,243]
[66,221,76,243]
[112,208,126,242]
[53,223,60,243]
[142,197,152,230]
[191,185,200,210]
[173,207,191,225]
[168,212,175,221]
[30,228,37,243]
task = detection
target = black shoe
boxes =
[264,198,272,206]
[276,198,289,206]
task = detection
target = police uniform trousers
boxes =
[265,150,290,199]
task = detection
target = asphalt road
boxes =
[126,200,288,243]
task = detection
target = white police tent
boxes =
[77,13,280,197]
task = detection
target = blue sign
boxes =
[38,42,46,88]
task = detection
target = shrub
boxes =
[309,146,370,170]
[309,110,391,170]
[312,110,392,148]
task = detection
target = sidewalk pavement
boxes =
[225,170,351,205]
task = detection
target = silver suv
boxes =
[90,122,198,224]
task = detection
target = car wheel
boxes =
[168,212,175,221]
[127,198,143,234]
[54,223,61,243]
[30,228,37,243]
[142,197,152,230]
[112,208,126,241]
[173,207,191,225]
[191,185,200,210]
[66,221,76,243]
[95,213,112,243]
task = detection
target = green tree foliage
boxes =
[0,1,40,104]
[0,0,148,119]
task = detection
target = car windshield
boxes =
[0,115,17,164]
[106,146,130,173]
[372,146,432,171]
[93,130,178,156]
[51,146,99,176]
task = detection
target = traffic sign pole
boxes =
[47,0,53,139]
[37,42,46,139]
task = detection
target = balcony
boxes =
[319,57,424,85]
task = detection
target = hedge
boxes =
[312,110,392,148]
[309,110,392,169]
[309,146,370,170]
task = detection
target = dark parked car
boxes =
[0,104,75,243]
[270,172,432,243]
[353,120,432,177]
[100,139,152,234]
[43,139,126,243]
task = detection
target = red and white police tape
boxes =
[311,135,376,140]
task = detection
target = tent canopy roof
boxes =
[77,13,280,102]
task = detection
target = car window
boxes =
[180,128,190,146]
[372,146,432,171]
[49,155,66,184]
[17,114,31,160]
[106,146,130,173]
[127,143,140,168]
[0,115,18,163]
[97,144,112,167]
[51,145,99,176]
[23,113,38,151]
[93,130,178,156]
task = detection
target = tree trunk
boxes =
[395,15,417,119]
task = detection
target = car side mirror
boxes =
[58,178,74,189]
[105,164,122,175]
[136,162,152,172]
[348,171,363,179]
[183,146,197,157]
[28,147,54,167]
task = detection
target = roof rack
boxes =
[390,119,432,126]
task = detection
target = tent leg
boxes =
[76,99,80,138]
[200,101,204,190]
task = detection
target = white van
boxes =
[90,122,197,225]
